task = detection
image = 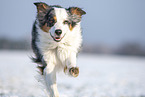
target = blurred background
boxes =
[0,0,145,56]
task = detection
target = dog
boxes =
[31,2,86,97]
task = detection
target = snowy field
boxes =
[0,51,145,97]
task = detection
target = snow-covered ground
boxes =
[0,51,145,97]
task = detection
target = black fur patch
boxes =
[31,21,42,62]
[31,21,47,75]
[37,8,56,29]
[66,7,86,30]
[44,8,57,27]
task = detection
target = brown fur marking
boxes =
[69,7,86,17]
[41,23,50,32]
[64,66,68,73]
[69,24,73,31]
[37,66,45,75]
[34,2,50,13]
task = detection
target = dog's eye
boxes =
[63,20,70,24]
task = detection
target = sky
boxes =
[0,0,145,47]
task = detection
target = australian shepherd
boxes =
[31,2,86,97]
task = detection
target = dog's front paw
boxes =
[69,67,79,77]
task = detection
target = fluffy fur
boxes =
[31,2,86,97]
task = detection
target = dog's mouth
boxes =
[53,36,62,42]
[50,33,66,42]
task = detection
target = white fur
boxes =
[36,7,82,97]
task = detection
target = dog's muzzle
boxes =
[50,29,65,42]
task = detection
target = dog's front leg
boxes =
[44,64,59,97]
[63,52,79,77]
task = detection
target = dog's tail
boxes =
[30,56,47,75]
[31,56,42,63]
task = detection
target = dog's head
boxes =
[34,2,86,42]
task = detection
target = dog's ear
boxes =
[34,2,50,13]
[68,7,86,17]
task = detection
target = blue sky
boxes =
[0,0,145,47]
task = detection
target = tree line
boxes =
[0,38,145,56]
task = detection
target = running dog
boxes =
[31,2,86,97]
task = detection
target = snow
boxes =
[0,51,145,97]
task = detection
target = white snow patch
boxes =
[0,51,145,97]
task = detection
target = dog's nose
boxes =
[55,29,62,35]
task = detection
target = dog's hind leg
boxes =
[44,64,59,97]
